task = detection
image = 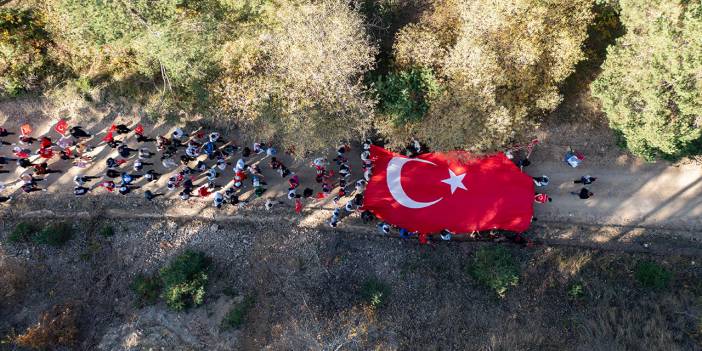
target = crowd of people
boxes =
[0,121,597,246]
[0,121,371,212]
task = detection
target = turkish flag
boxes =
[134,123,144,135]
[363,146,534,234]
[54,119,69,135]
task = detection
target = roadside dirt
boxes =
[2,93,702,350]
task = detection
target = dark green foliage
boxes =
[8,222,40,243]
[567,282,585,299]
[159,250,210,311]
[8,222,72,246]
[592,0,702,160]
[98,225,115,237]
[635,261,671,290]
[375,68,440,126]
[131,274,161,307]
[468,246,519,298]
[360,277,391,309]
[32,222,73,246]
[221,295,256,330]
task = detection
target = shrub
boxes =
[635,261,671,290]
[592,0,702,160]
[360,277,391,309]
[99,225,115,237]
[8,222,40,243]
[13,304,78,349]
[32,222,73,246]
[468,246,519,298]
[567,282,585,299]
[131,274,161,307]
[375,68,441,126]
[160,250,210,311]
[221,295,256,330]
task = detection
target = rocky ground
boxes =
[1,214,701,350]
[2,90,702,350]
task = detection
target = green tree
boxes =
[160,250,210,311]
[388,0,593,151]
[375,68,441,126]
[45,0,255,115]
[592,0,702,160]
[0,8,54,96]
[216,0,377,155]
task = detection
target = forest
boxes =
[1,0,701,159]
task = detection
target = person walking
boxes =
[574,175,597,185]
[534,193,552,203]
[74,175,99,187]
[571,188,594,199]
[532,175,549,187]
[70,126,91,139]
[33,162,62,175]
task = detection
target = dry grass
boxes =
[557,250,593,278]
[13,304,79,349]
[0,254,27,303]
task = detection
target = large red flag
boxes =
[363,146,534,234]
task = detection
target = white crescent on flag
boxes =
[386,157,443,209]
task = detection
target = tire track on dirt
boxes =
[5,208,702,257]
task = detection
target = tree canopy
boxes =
[592,0,702,160]
[385,0,594,151]
[3,0,701,159]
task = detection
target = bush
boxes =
[592,0,702,160]
[360,277,391,309]
[567,282,585,299]
[99,225,115,237]
[221,295,256,330]
[32,222,73,246]
[468,246,519,298]
[160,250,210,311]
[8,222,40,243]
[375,68,441,126]
[635,261,671,290]
[13,304,78,349]
[131,274,161,307]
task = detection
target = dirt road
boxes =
[530,160,702,231]
[1,98,701,236]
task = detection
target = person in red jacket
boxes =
[198,186,211,197]
[37,147,54,159]
[534,193,552,203]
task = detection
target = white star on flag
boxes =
[441,169,467,194]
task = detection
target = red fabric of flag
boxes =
[54,119,69,135]
[134,124,144,135]
[362,146,534,234]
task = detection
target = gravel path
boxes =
[2,98,701,244]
